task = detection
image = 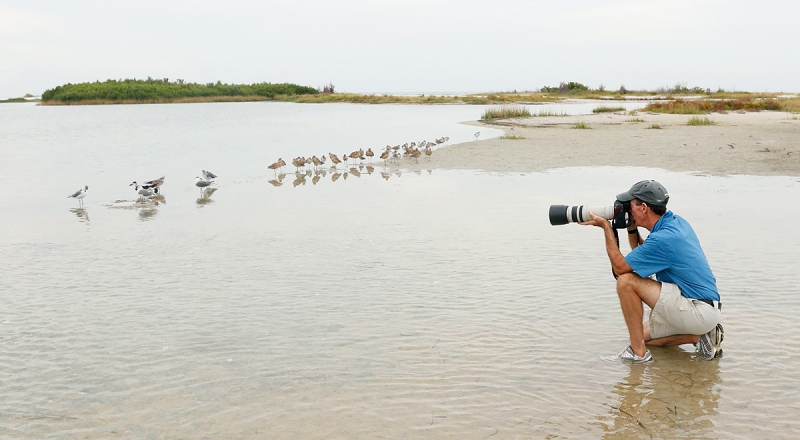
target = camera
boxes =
[549,200,631,229]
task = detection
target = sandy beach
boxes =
[429,110,800,177]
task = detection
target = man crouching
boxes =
[581,180,723,363]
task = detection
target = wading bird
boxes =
[67,185,88,207]
[195,176,213,188]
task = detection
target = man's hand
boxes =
[580,211,611,229]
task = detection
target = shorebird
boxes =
[143,175,165,188]
[425,146,432,159]
[268,158,284,175]
[310,155,322,170]
[195,176,213,188]
[329,153,341,168]
[365,148,374,162]
[202,170,217,180]
[130,175,164,191]
[67,185,88,206]
[410,148,422,163]
[292,157,306,172]
[380,149,390,163]
[132,183,156,200]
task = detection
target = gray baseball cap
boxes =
[616,180,669,206]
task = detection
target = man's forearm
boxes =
[604,225,632,275]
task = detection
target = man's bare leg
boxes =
[616,273,662,357]
[643,323,700,347]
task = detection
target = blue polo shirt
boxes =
[625,211,719,301]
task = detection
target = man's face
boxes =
[630,199,647,224]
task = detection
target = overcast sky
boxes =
[1,0,798,99]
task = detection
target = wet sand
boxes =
[428,111,800,176]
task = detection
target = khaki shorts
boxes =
[649,282,722,339]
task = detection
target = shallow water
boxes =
[1,102,799,438]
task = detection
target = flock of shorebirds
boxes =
[266,137,450,175]
[66,136,451,206]
[66,170,217,206]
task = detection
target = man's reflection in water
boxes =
[599,351,721,439]
[69,207,90,223]
[196,187,218,207]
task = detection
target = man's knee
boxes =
[616,272,638,293]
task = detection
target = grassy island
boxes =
[41,78,319,105]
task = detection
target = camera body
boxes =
[549,200,631,229]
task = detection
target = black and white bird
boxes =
[202,170,217,180]
[132,183,156,200]
[130,175,165,191]
[195,176,213,188]
[67,185,88,206]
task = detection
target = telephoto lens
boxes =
[548,205,615,225]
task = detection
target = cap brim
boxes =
[616,191,635,202]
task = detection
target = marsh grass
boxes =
[781,98,800,113]
[531,109,569,117]
[481,105,531,120]
[648,124,662,129]
[687,116,714,126]
[592,106,626,113]
[625,118,645,122]
[499,135,526,140]
[573,121,591,129]
[643,98,783,114]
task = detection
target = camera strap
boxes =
[612,228,620,280]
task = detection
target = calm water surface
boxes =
[1,102,799,438]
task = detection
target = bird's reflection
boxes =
[598,351,721,439]
[138,206,159,221]
[69,207,90,223]
[196,187,218,207]
[258,166,432,188]
[150,194,166,204]
[268,173,286,187]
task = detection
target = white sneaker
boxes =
[697,323,724,360]
[601,346,653,363]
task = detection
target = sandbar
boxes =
[429,111,800,177]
